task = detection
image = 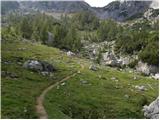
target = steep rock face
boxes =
[96,1,152,21]
[2,1,158,22]
[143,97,159,119]
[20,1,92,13]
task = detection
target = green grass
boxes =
[1,40,81,118]
[1,40,158,118]
[44,64,158,118]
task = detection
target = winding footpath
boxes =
[35,64,84,119]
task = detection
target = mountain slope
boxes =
[95,1,152,21]
[20,1,92,13]
[2,1,158,21]
[1,36,158,118]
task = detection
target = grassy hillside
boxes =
[1,39,158,118]
[1,39,82,118]
[44,60,158,119]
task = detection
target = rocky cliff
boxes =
[1,0,159,21]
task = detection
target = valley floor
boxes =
[1,40,159,118]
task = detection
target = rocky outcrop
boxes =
[143,97,159,119]
[136,61,158,75]
[23,60,56,72]
[95,1,152,21]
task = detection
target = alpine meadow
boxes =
[1,0,159,119]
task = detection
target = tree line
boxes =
[2,11,159,65]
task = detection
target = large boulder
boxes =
[23,60,56,72]
[143,97,159,119]
[136,61,158,75]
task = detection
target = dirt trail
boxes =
[36,65,84,119]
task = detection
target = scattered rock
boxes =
[41,71,49,76]
[133,76,137,80]
[80,80,88,84]
[143,97,159,119]
[23,107,27,113]
[135,85,146,91]
[93,49,96,55]
[10,73,18,78]
[67,51,75,56]
[103,51,116,61]
[17,62,23,65]
[115,79,119,82]
[89,64,97,71]
[3,61,12,65]
[111,77,116,80]
[61,82,66,86]
[124,94,130,99]
[23,60,56,73]
[130,89,134,92]
[115,86,120,89]
[151,73,159,80]
[119,56,131,65]
[18,48,26,51]
[1,71,18,79]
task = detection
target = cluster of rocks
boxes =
[143,97,159,119]
[23,60,56,75]
[83,41,114,60]
[83,39,159,77]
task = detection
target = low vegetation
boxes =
[1,10,159,119]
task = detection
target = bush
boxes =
[97,20,119,42]
[139,32,159,66]
[72,11,99,31]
